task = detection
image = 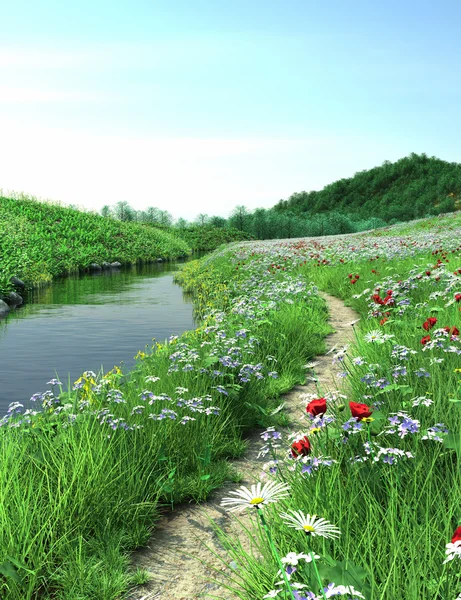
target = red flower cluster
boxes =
[422,317,437,331]
[348,273,360,284]
[444,326,460,336]
[372,289,394,306]
[349,401,373,421]
[421,335,431,345]
[291,436,311,458]
[306,398,327,417]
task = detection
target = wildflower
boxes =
[445,326,460,336]
[306,398,327,417]
[423,317,438,331]
[444,526,461,563]
[291,435,311,458]
[349,401,373,421]
[322,583,365,598]
[145,375,160,382]
[421,335,431,345]
[364,330,385,344]
[47,378,62,386]
[281,552,318,566]
[280,510,341,539]
[221,481,290,512]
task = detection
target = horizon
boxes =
[1,1,460,220]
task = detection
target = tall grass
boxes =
[0,244,330,598]
[206,217,461,600]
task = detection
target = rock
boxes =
[5,292,23,306]
[110,261,122,268]
[10,276,25,289]
[0,299,10,316]
[89,263,102,271]
[157,258,163,263]
[101,262,111,269]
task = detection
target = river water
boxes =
[0,262,196,414]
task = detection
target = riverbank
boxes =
[0,241,331,598]
[0,193,191,299]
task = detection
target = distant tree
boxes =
[209,215,227,228]
[113,201,135,221]
[195,213,209,226]
[100,205,112,218]
[158,210,173,227]
[229,205,251,232]
[175,217,189,229]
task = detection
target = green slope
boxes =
[0,194,191,295]
[274,152,461,222]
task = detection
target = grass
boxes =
[0,239,331,598]
[0,193,191,296]
[204,211,461,600]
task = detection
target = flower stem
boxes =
[309,551,328,600]
[257,507,296,600]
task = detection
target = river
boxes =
[0,262,196,414]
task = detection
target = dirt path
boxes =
[129,293,358,600]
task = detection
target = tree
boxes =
[100,205,112,218]
[113,201,134,221]
[209,215,227,228]
[195,213,209,226]
[175,217,188,229]
[229,205,251,232]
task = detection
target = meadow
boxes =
[1,208,461,599]
[205,211,461,600]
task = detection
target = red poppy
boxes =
[291,436,311,458]
[349,401,373,421]
[421,335,431,345]
[444,326,460,336]
[452,526,461,544]
[423,317,437,331]
[455,294,461,303]
[306,398,327,417]
[380,318,388,326]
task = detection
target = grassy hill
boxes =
[0,193,191,295]
[274,152,461,223]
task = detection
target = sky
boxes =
[0,0,460,221]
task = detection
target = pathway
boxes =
[128,293,358,600]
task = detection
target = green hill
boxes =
[273,152,461,222]
[0,194,191,295]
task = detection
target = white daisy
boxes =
[443,540,461,563]
[220,481,291,512]
[263,590,281,598]
[280,510,341,539]
[281,551,319,566]
[363,330,385,344]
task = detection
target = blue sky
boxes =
[0,0,460,220]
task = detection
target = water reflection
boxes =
[0,262,196,413]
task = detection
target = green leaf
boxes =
[200,474,211,481]
[0,561,20,582]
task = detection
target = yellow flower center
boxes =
[303,525,315,532]
[250,497,265,505]
[361,417,374,423]
[310,427,321,434]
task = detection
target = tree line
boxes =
[100,153,461,240]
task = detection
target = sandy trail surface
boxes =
[129,293,358,600]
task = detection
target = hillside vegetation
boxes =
[274,152,461,222]
[0,194,191,295]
